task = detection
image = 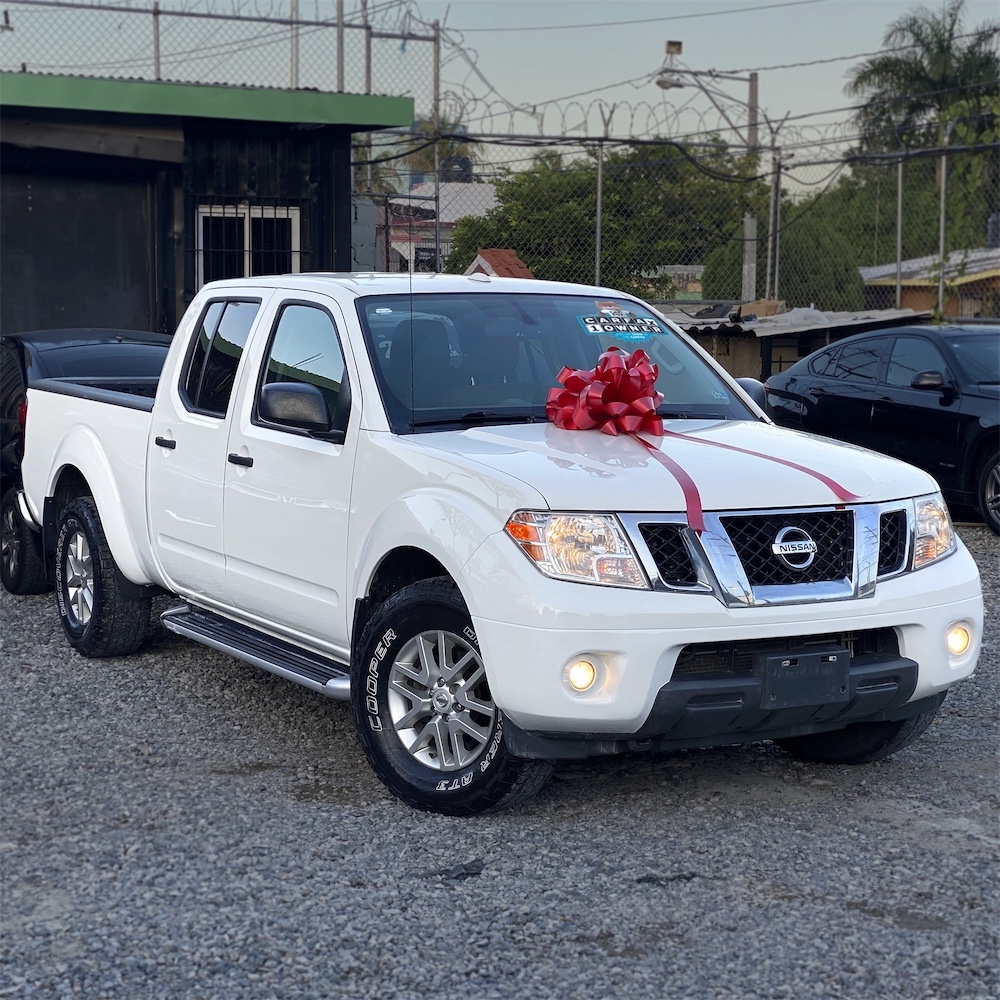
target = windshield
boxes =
[945,333,1000,384]
[357,292,755,432]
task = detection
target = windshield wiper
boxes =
[656,407,727,420]
[410,410,541,429]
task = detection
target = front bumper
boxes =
[503,658,946,761]
[465,533,982,736]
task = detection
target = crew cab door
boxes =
[222,296,358,654]
[868,334,961,490]
[147,296,266,606]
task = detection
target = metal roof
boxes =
[0,72,413,130]
[860,247,1000,286]
[660,306,934,339]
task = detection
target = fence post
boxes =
[290,0,299,89]
[773,153,782,300]
[152,2,161,81]
[337,0,345,92]
[433,20,441,271]
[895,157,903,309]
[595,140,603,286]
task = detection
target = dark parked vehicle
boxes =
[1,329,171,593]
[765,324,1000,534]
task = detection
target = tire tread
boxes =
[56,497,150,658]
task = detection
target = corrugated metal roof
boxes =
[661,307,933,339]
[860,247,1000,285]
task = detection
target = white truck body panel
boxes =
[21,273,984,775]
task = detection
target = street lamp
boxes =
[654,44,764,303]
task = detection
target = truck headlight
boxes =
[504,511,650,589]
[912,493,956,569]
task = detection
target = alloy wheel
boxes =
[1,502,20,581]
[64,530,95,628]
[387,629,497,771]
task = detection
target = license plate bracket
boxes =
[756,645,850,710]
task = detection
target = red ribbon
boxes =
[546,348,706,532]
[545,347,861,534]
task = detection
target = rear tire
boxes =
[776,707,939,765]
[55,497,150,657]
[975,453,1000,535]
[1,487,49,595]
[351,577,552,815]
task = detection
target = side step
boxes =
[160,605,351,701]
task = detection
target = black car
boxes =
[1,329,171,593]
[765,324,1000,534]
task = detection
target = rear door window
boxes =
[182,299,260,416]
[830,339,886,382]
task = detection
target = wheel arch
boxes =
[967,433,999,490]
[350,490,509,651]
[41,431,155,586]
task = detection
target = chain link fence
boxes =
[354,136,1000,323]
[0,0,435,108]
[4,0,997,323]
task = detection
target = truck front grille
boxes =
[637,523,698,586]
[720,510,854,586]
[878,509,907,576]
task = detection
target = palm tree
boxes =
[846,0,999,151]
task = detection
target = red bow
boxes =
[545,348,665,437]
[546,348,706,532]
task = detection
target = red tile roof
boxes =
[468,249,534,278]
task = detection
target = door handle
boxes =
[154,436,176,450]
[227,453,254,468]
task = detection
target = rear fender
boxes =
[43,425,156,585]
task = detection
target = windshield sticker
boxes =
[711,389,731,402]
[579,312,662,340]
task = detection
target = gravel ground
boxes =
[1,526,997,1000]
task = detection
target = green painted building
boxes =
[0,72,412,333]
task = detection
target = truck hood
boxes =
[413,419,938,513]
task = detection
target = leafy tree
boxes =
[702,212,865,313]
[445,143,766,298]
[845,0,999,151]
[404,116,481,182]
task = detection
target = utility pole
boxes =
[656,50,762,303]
[937,120,956,317]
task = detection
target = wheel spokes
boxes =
[64,530,94,627]
[387,627,497,773]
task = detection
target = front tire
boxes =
[351,578,552,815]
[1,487,49,595]
[776,707,940,765]
[975,453,1000,535]
[55,497,150,657]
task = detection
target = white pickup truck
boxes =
[19,274,983,814]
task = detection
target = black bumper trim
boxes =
[504,654,938,761]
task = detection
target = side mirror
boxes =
[259,382,332,434]
[735,377,767,410]
[910,370,945,390]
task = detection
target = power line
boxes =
[716,29,997,75]
[451,0,835,34]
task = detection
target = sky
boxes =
[383,0,998,144]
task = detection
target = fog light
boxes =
[567,660,597,692]
[947,625,971,656]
